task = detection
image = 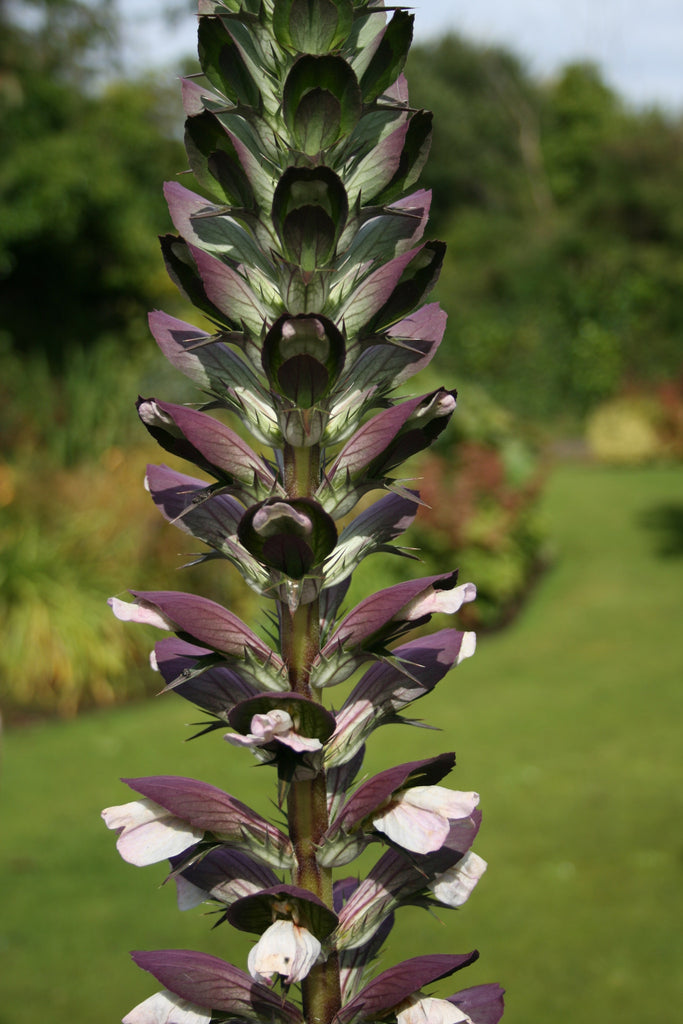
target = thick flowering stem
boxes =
[281,598,320,698]
[282,441,341,1021]
[279,439,323,693]
[281,594,331,903]
[289,771,341,1024]
[302,954,342,1024]
[282,614,342,1021]
[284,441,320,499]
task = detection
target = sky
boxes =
[119,0,683,111]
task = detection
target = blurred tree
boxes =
[542,61,623,203]
[406,34,547,228]
[0,0,185,365]
[0,0,117,82]
[408,35,683,419]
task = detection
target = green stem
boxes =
[284,441,320,498]
[281,597,319,697]
[287,750,341,1024]
[280,442,341,1024]
[301,954,342,1024]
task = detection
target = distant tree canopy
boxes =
[407,35,683,418]
[0,0,184,364]
[406,36,539,224]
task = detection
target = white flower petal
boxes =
[253,502,312,535]
[226,710,322,753]
[225,733,262,748]
[225,710,291,748]
[175,875,208,911]
[102,798,203,867]
[401,785,479,819]
[109,597,174,631]
[397,996,472,1024]
[456,631,477,664]
[278,732,323,753]
[430,851,488,907]
[372,800,450,853]
[251,710,293,740]
[372,786,479,854]
[248,919,321,985]
[122,989,211,1024]
[286,922,322,982]
[404,582,477,620]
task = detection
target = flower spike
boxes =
[104,1,502,1020]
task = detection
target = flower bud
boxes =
[238,498,337,581]
[263,314,345,403]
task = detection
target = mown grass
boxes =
[1,461,682,1023]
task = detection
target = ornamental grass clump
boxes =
[103,2,504,1022]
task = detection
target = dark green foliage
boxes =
[406,35,532,225]
[408,37,683,419]
[0,0,184,365]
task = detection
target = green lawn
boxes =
[1,462,682,1023]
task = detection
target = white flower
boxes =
[122,989,211,1024]
[372,785,479,854]
[247,919,321,986]
[397,995,473,1024]
[456,631,477,664]
[429,851,488,907]
[226,710,322,753]
[101,798,203,866]
[109,596,174,630]
[174,875,208,911]
[403,582,477,620]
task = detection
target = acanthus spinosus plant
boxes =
[103,1,505,1022]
